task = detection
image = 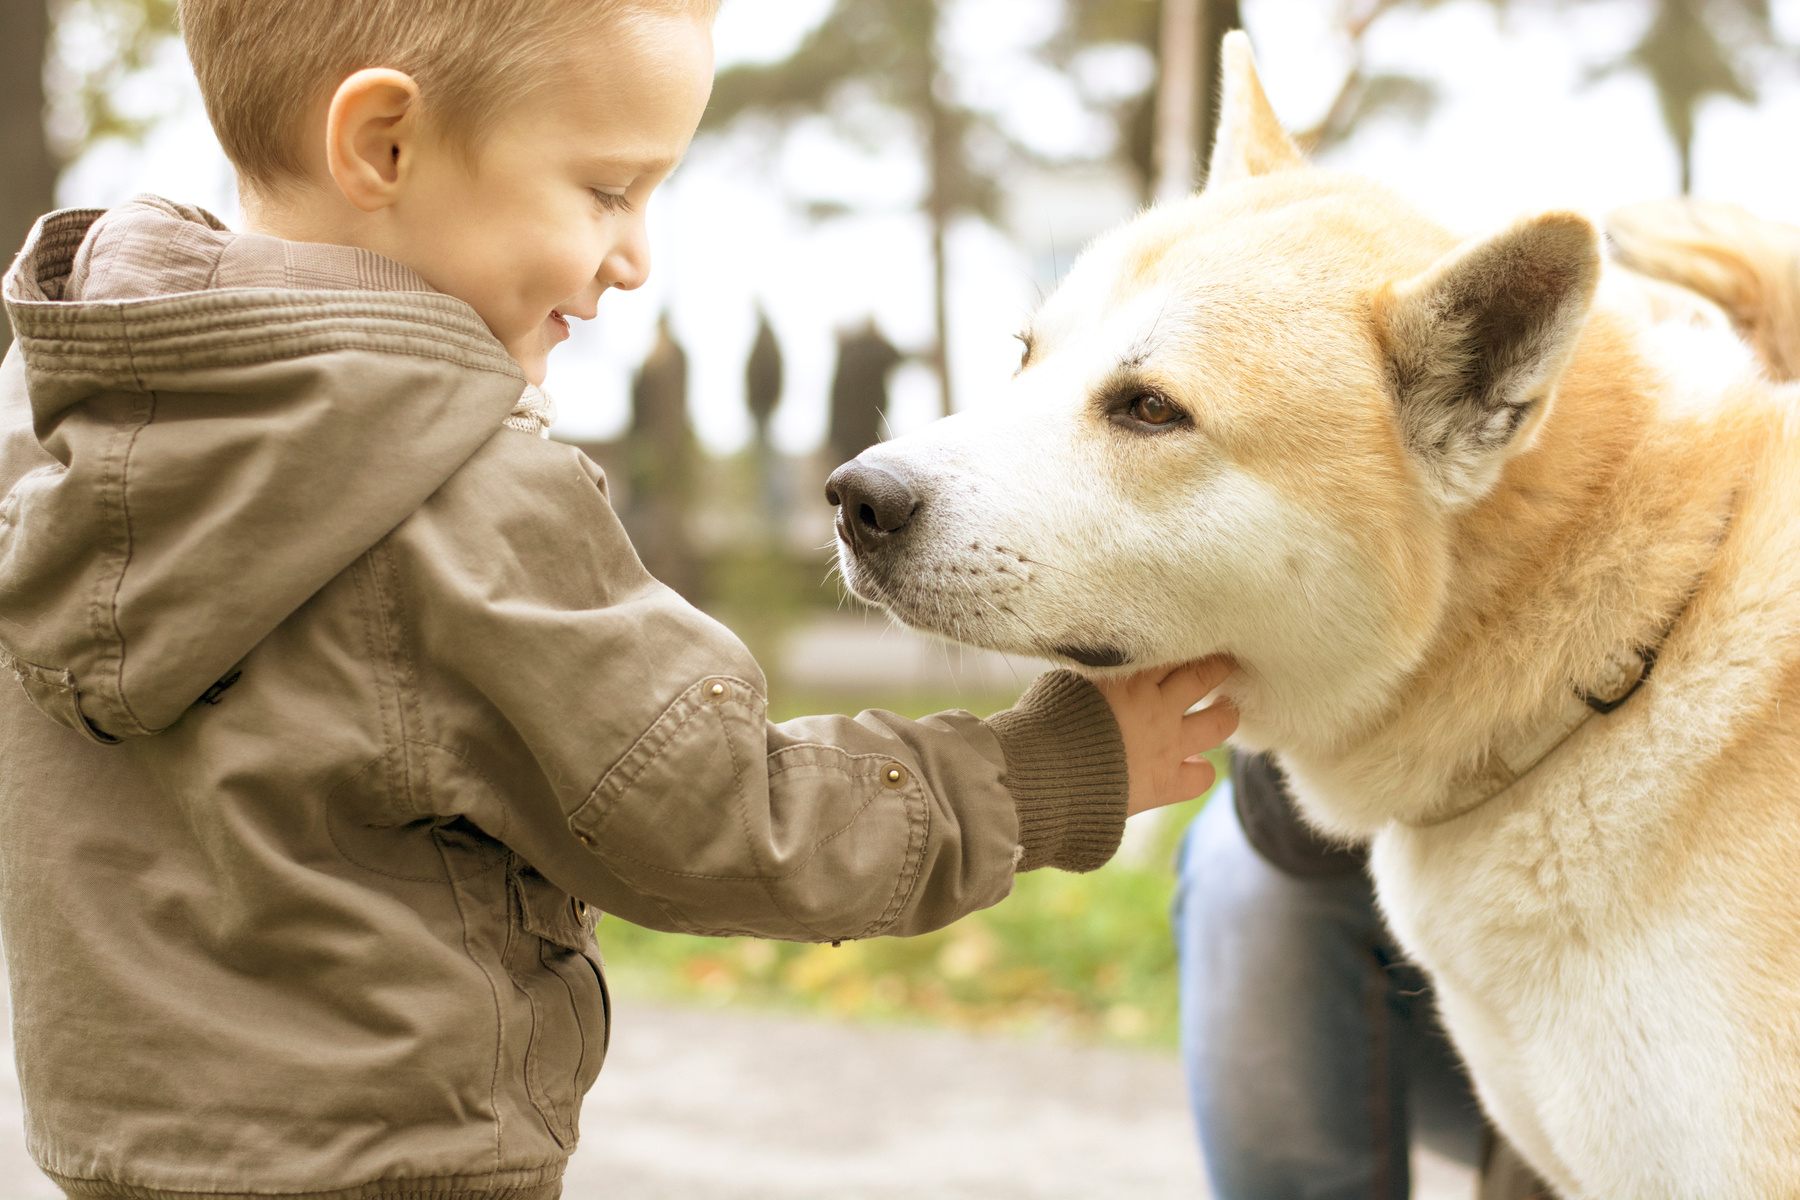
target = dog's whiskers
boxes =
[1015,554,1078,581]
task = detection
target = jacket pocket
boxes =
[505,857,609,1148]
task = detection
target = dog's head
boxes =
[829,34,1601,748]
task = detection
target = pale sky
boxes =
[52,0,1800,454]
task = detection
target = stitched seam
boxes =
[320,755,432,883]
[385,544,432,815]
[13,289,508,334]
[765,747,919,779]
[580,710,900,886]
[431,834,507,1178]
[577,703,709,834]
[861,774,930,939]
[365,545,416,814]
[87,379,142,734]
[582,814,884,884]
[718,706,830,942]
[106,389,155,734]
[352,556,406,814]
[401,737,516,846]
[575,686,892,837]
[543,939,586,1136]
[320,752,508,884]
[514,937,557,1138]
[508,867,567,1143]
[576,675,762,820]
[586,773,885,886]
[13,300,521,370]
[18,334,521,378]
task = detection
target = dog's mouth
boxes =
[840,545,1134,670]
[1050,644,1130,668]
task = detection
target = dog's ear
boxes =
[1206,32,1305,189]
[1376,211,1601,507]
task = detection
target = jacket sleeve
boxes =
[388,434,1128,941]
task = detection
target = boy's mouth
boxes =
[547,310,571,343]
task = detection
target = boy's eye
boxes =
[591,189,633,214]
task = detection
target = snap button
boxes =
[707,680,728,703]
[881,763,908,789]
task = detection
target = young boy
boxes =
[0,2,1236,1197]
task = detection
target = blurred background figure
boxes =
[827,317,904,467]
[624,314,704,603]
[745,306,786,530]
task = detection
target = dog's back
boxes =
[1608,198,1800,382]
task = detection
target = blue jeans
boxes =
[1172,787,1484,1200]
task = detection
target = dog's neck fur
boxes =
[1275,304,1757,835]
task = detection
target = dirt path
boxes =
[565,999,1207,1199]
[0,988,1476,1199]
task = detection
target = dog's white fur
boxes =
[835,33,1800,1198]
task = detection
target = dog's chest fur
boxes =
[1344,422,1800,1196]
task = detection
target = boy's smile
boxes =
[244,11,715,386]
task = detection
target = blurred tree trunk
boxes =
[0,0,57,351]
[922,2,953,417]
[1154,0,1240,200]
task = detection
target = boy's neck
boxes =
[239,181,380,255]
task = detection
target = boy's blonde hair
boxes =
[178,0,719,192]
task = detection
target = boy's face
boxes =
[387,14,714,383]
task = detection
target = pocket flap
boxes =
[510,861,596,953]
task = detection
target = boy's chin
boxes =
[507,342,550,386]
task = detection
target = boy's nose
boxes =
[605,224,652,292]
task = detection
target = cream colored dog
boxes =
[826,34,1800,1199]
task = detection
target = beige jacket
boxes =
[0,198,1128,1200]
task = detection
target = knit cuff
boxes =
[985,670,1129,873]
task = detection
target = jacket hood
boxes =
[0,199,527,741]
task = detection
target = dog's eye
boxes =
[1129,393,1179,426]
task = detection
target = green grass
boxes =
[596,686,1221,1049]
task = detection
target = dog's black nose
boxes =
[825,461,919,545]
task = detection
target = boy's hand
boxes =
[1093,657,1239,817]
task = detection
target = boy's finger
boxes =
[1129,758,1217,817]
[1180,700,1239,757]
[1173,757,1218,801]
[1160,656,1237,711]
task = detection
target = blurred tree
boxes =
[1049,0,1240,197]
[1,0,58,351]
[744,307,785,530]
[46,0,182,155]
[626,315,705,602]
[1262,0,1784,193]
[1592,0,1778,194]
[703,0,1000,416]
[1287,0,1440,153]
[745,309,783,445]
[827,318,902,468]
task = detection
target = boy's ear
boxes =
[1375,211,1601,507]
[1205,32,1305,189]
[326,68,422,212]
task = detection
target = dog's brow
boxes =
[1014,330,1036,372]
[1119,335,1157,372]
